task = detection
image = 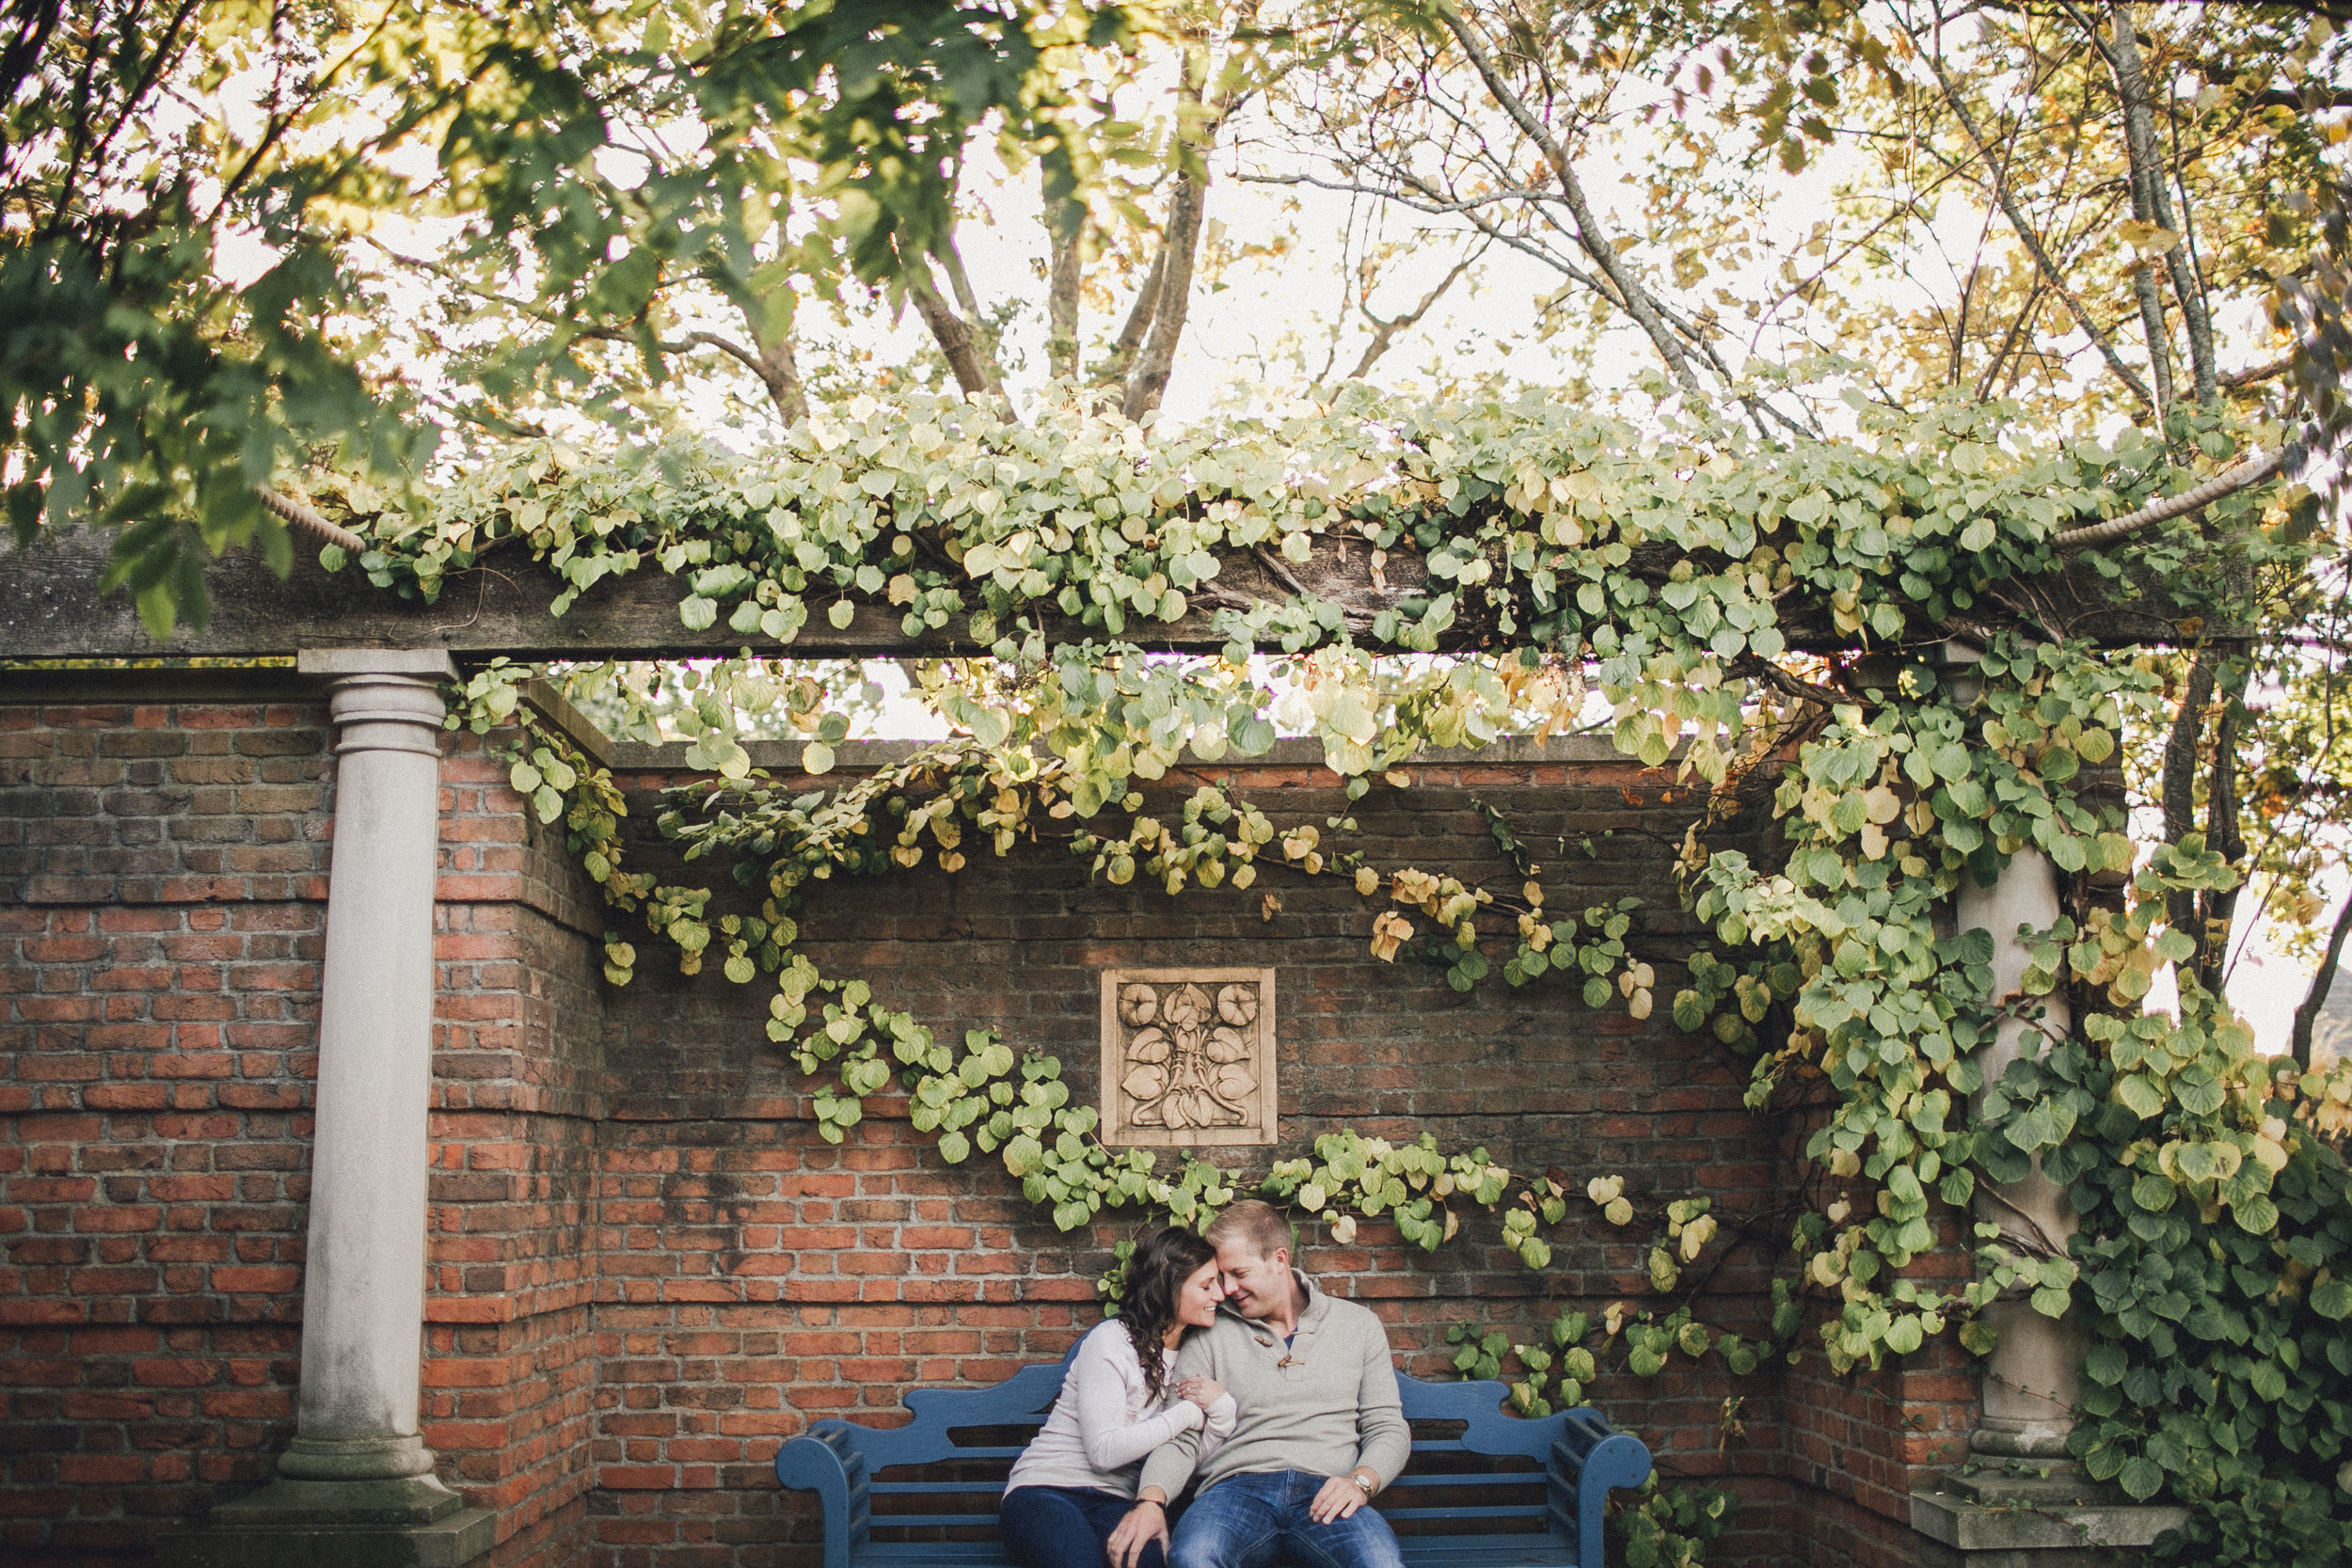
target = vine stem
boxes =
[2048,446,2290,551]
[257,486,365,553]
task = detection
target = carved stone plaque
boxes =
[1099,969,1277,1148]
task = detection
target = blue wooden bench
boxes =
[775,1346,1653,1567]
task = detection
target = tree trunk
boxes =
[904,255,1001,403]
[1103,247,1167,386]
[2161,651,2217,943]
[1121,44,1216,423]
[1047,214,1082,383]
[1121,167,1208,421]
[2291,894,2352,1069]
[2104,2,2218,406]
[2193,660,2250,994]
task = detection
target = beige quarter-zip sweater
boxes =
[1137,1272,1410,1500]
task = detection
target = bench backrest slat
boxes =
[817,1355,1584,1542]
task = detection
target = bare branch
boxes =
[1239,169,1556,215]
[1427,3,1707,401]
[1327,239,1487,388]
[1921,32,2157,414]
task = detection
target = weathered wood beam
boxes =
[0,526,2224,665]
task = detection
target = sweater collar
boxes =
[1226,1269,1325,1343]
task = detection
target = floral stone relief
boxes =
[1098,969,1278,1148]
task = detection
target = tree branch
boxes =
[257,485,365,552]
[2090,1,2217,406]
[1327,239,1486,388]
[1921,36,2158,414]
[901,251,1002,403]
[2220,356,2293,388]
[1428,3,1707,401]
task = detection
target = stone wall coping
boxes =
[600,732,1652,774]
[0,664,1664,773]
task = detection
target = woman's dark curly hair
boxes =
[1121,1227,1217,1402]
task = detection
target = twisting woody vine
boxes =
[317,383,2352,1562]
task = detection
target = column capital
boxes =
[300,649,453,758]
[297,648,459,679]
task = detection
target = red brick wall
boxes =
[1,680,1978,1567]
[1,691,326,1562]
[423,732,612,1568]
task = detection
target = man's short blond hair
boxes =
[1205,1199,1295,1261]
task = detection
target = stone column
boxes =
[1955,848,2088,1457]
[163,650,493,1568]
[1910,644,2185,1562]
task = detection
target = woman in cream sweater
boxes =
[1000,1227,1235,1568]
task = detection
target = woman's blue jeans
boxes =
[1168,1470,1406,1568]
[1001,1483,1167,1568]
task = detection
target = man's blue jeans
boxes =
[1168,1470,1406,1568]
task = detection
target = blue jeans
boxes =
[1168,1470,1405,1568]
[1001,1484,1167,1568]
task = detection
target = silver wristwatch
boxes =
[1350,1473,1375,1496]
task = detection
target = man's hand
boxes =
[1106,1497,1168,1568]
[1307,1470,1376,1525]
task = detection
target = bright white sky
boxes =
[848,118,2336,1055]
[212,24,2333,1053]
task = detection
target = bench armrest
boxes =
[776,1425,871,1568]
[1551,1410,1654,1567]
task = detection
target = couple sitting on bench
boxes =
[1000,1201,1409,1568]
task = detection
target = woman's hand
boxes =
[1174,1376,1225,1411]
[1106,1497,1168,1568]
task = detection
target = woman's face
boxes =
[1174,1259,1225,1331]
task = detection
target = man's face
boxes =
[1214,1235,1290,1321]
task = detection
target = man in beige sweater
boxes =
[1107,1202,1410,1568]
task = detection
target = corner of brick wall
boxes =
[425,725,608,1566]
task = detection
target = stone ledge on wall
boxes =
[603,731,1661,773]
[1910,1466,2187,1567]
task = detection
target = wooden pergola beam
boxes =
[0,526,2223,665]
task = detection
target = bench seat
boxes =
[776,1347,1653,1568]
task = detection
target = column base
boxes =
[1911,1462,2187,1567]
[158,1472,496,1568]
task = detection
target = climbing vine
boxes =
[390,383,2348,1557]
